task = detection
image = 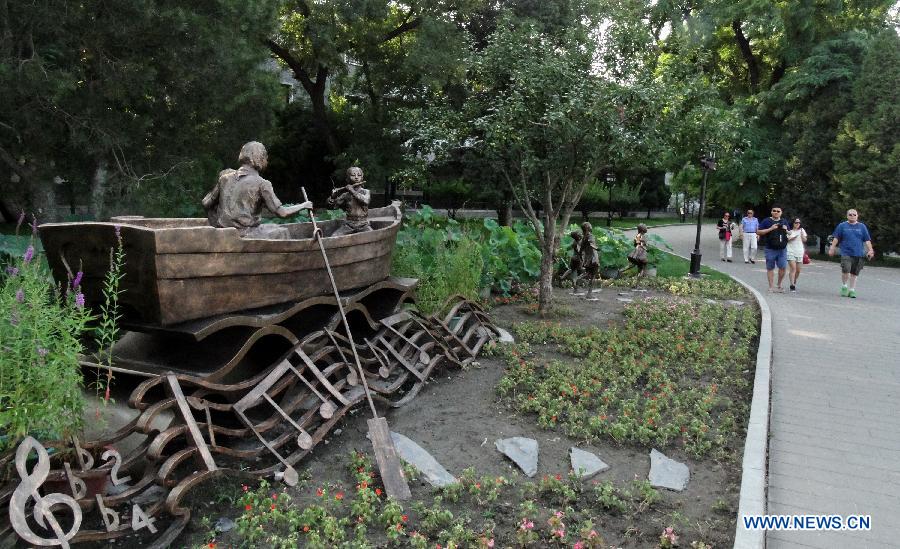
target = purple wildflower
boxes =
[23,246,34,264]
[114,224,122,241]
[9,312,19,326]
[30,216,38,235]
[75,293,85,309]
[72,271,83,289]
[5,266,18,277]
[15,288,24,303]
[37,348,49,357]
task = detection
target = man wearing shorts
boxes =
[828,209,874,298]
[757,206,790,292]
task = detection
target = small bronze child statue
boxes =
[580,222,600,295]
[560,230,584,294]
[202,141,311,238]
[327,166,371,236]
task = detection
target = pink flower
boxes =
[588,530,598,539]
[554,510,564,519]
[574,542,585,549]
[553,528,565,538]
[486,539,494,548]
[519,519,534,530]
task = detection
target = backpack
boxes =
[766,219,788,249]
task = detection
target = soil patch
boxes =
[176,285,750,548]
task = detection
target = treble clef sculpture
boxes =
[9,436,83,548]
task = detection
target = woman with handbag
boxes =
[786,218,808,292]
[626,224,650,277]
[717,212,735,262]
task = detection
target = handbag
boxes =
[802,251,811,265]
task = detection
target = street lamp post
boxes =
[606,173,615,228]
[689,153,716,278]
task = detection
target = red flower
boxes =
[270,503,276,510]
[359,480,368,489]
[375,488,382,496]
[241,484,248,492]
[555,474,562,481]
[303,525,310,532]
[402,514,408,522]
[316,487,324,497]
[475,482,481,489]
[208,543,216,548]
[271,493,278,500]
[244,504,252,511]
[335,491,344,500]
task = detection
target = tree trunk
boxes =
[90,162,108,220]
[497,201,513,226]
[309,79,341,157]
[537,237,555,316]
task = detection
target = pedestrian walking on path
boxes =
[786,218,807,292]
[717,211,736,262]
[758,206,790,292]
[740,209,759,263]
[828,208,875,298]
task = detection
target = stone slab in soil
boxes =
[648,448,690,491]
[390,431,457,487]
[569,447,609,479]
[616,297,633,303]
[495,327,515,344]
[495,437,539,477]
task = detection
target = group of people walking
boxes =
[716,207,875,297]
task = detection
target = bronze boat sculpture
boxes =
[38,203,402,326]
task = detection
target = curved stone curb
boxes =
[726,273,771,549]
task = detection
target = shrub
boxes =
[0,235,91,449]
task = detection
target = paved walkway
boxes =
[649,224,900,549]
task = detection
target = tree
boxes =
[638,172,671,218]
[266,0,475,161]
[0,0,282,220]
[407,16,659,313]
[831,29,900,254]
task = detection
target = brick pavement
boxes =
[648,224,900,549]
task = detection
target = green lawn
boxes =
[655,251,732,281]
[587,217,690,230]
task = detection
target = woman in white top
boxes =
[786,218,808,292]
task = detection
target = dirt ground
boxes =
[171,284,746,548]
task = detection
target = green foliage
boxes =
[91,229,126,402]
[0,239,90,448]
[392,208,484,314]
[498,297,757,457]
[831,29,900,253]
[1,0,284,219]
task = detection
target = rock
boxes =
[728,300,745,306]
[569,447,609,479]
[215,517,235,533]
[334,428,343,436]
[495,327,515,344]
[648,449,690,491]
[616,297,633,303]
[390,432,456,487]
[495,437,539,477]
[704,298,717,304]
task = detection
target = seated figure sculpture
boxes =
[202,141,311,238]
[327,167,371,236]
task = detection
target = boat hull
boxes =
[39,204,402,326]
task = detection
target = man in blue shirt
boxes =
[828,209,875,298]
[739,209,759,264]
[758,206,790,292]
